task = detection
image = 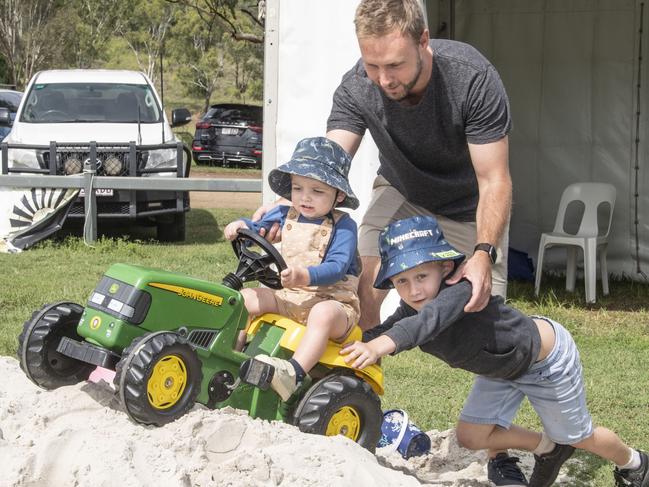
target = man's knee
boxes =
[358,256,387,329]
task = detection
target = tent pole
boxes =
[633,2,647,279]
[262,0,279,206]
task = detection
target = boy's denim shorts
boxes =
[459,317,594,445]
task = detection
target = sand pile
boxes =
[0,357,573,486]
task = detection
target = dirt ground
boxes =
[189,169,262,211]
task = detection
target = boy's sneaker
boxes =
[614,450,649,486]
[254,355,298,401]
[529,444,575,487]
[488,453,528,486]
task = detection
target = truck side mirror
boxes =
[171,108,191,127]
[0,108,11,126]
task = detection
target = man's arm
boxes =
[446,136,512,312]
[326,129,363,157]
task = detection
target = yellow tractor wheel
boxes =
[115,332,202,426]
[291,371,382,451]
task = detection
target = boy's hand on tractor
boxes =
[224,220,249,241]
[280,266,310,287]
[340,336,396,369]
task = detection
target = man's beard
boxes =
[384,53,423,102]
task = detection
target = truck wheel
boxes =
[291,371,383,452]
[156,212,186,242]
[17,302,93,389]
[115,332,202,426]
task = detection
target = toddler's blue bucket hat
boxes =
[374,216,465,289]
[268,137,359,209]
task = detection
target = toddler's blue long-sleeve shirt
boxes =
[241,205,360,286]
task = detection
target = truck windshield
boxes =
[20,83,162,123]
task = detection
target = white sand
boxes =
[0,357,576,487]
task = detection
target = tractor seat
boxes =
[247,313,383,395]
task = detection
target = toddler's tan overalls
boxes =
[274,207,360,341]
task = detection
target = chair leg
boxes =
[566,247,578,293]
[535,240,546,296]
[584,239,597,303]
[600,244,609,295]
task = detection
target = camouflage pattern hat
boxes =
[268,137,359,209]
[374,216,466,289]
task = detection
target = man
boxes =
[251,1,516,483]
[325,0,512,330]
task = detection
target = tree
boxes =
[118,0,178,83]
[169,7,226,112]
[169,3,262,111]
[48,0,130,69]
[0,0,59,88]
[169,0,264,44]
[223,35,262,103]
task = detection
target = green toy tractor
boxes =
[17,229,384,450]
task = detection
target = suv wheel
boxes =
[156,212,186,242]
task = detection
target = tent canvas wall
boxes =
[265,0,648,281]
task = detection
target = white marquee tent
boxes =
[263,0,648,282]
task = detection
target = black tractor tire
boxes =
[115,332,202,426]
[291,371,383,452]
[156,212,186,242]
[17,301,94,389]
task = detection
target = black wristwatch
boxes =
[474,243,497,264]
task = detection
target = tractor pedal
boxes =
[239,358,274,390]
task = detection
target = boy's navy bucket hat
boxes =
[374,216,465,289]
[268,137,359,209]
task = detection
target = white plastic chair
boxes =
[534,182,616,303]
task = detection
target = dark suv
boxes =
[0,89,23,141]
[192,103,262,168]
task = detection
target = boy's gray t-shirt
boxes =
[327,39,512,222]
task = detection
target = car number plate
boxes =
[221,127,239,135]
[79,189,114,197]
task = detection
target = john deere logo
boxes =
[109,283,120,294]
[90,316,102,330]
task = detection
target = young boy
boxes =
[341,216,648,487]
[224,137,361,402]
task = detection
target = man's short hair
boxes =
[354,0,426,43]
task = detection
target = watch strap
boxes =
[474,243,497,264]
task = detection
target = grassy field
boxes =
[2,207,648,486]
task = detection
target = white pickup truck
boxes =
[2,69,192,241]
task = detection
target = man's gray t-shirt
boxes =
[327,39,511,222]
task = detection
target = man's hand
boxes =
[224,220,249,241]
[280,266,310,288]
[340,335,396,369]
[445,252,492,312]
[252,200,287,243]
[258,222,281,243]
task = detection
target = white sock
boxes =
[533,431,555,456]
[617,449,641,470]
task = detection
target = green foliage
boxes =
[47,0,132,69]
[0,0,263,111]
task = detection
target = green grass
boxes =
[2,212,648,486]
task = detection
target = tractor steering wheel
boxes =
[231,228,287,289]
